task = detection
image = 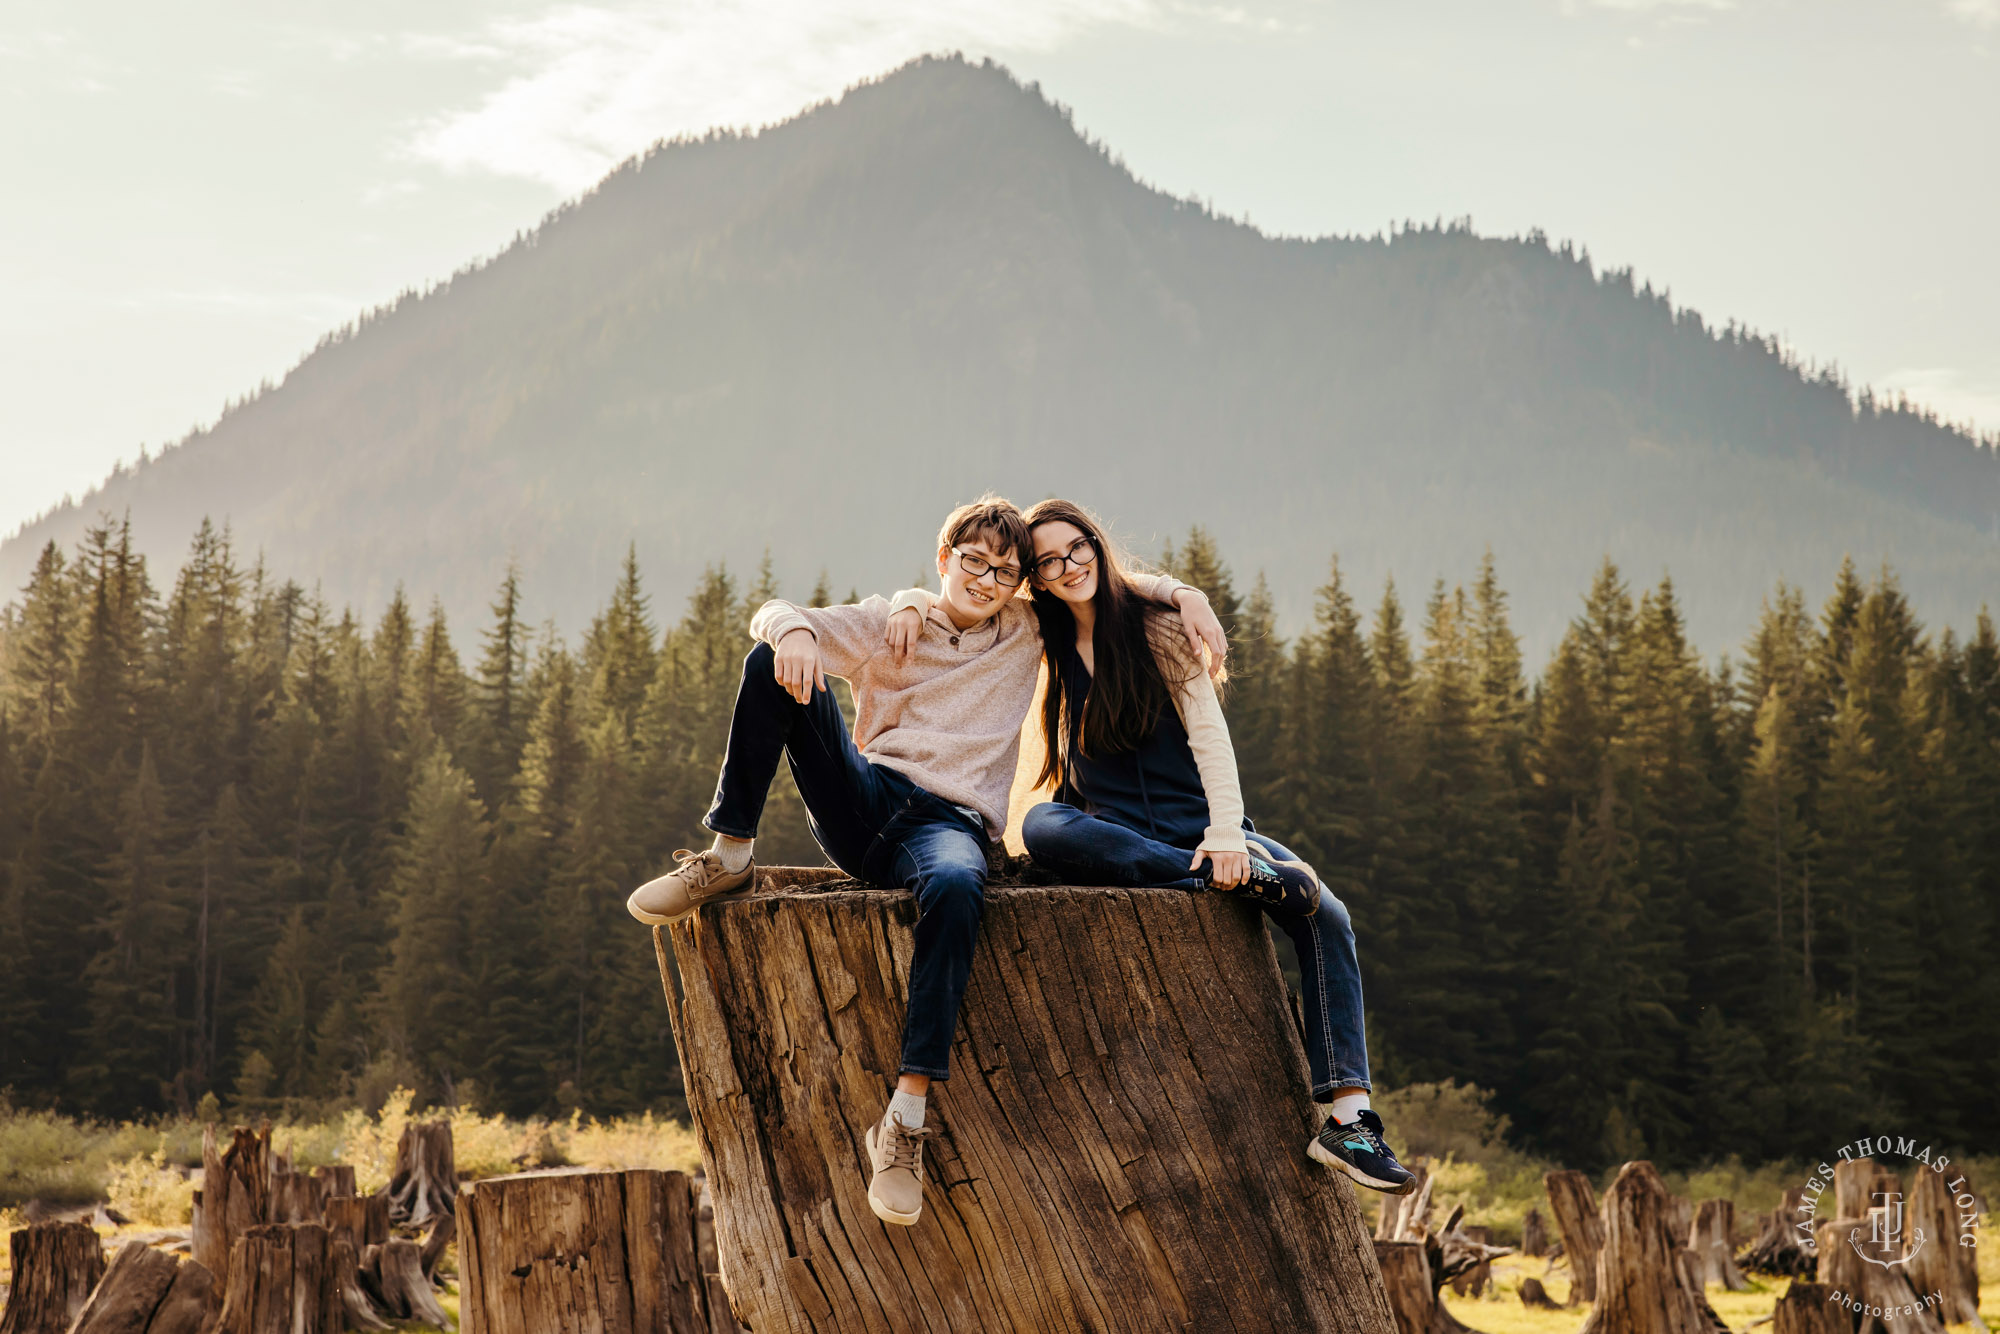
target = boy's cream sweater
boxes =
[748,575,1191,840]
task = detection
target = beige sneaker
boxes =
[865,1106,934,1226]
[626,848,755,925]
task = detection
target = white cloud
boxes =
[1946,0,1999,27]
[401,0,1168,191]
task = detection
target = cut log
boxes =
[1771,1281,1850,1334]
[1814,1217,1944,1334]
[457,1168,710,1334]
[0,1221,105,1334]
[385,1121,456,1227]
[1741,1188,1815,1278]
[1522,1209,1548,1258]
[1546,1169,1606,1305]
[323,1193,389,1252]
[190,1125,272,1288]
[1576,1161,1727,1334]
[1376,1241,1435,1334]
[212,1223,346,1334]
[657,874,1398,1334]
[67,1240,220,1334]
[1690,1199,1747,1291]
[1519,1278,1561,1310]
[1905,1167,1983,1331]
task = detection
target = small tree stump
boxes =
[1521,1209,1548,1258]
[191,1125,272,1287]
[457,1168,712,1334]
[362,1238,450,1330]
[1813,1218,1943,1334]
[386,1122,457,1227]
[324,1193,389,1252]
[1832,1161,1902,1224]
[67,1240,220,1334]
[1689,1200,1746,1291]
[1742,1188,1814,1278]
[1545,1170,1606,1305]
[212,1223,348,1334]
[1577,1161,1726,1334]
[1375,1241,1435,1334]
[1905,1168,1982,1330]
[1519,1278,1561,1310]
[658,876,1396,1334]
[0,1222,105,1334]
[1772,1281,1850,1334]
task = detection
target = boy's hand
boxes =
[774,628,825,703]
[885,605,923,664]
[1173,588,1229,678]
[1195,847,1248,889]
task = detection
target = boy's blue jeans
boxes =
[1021,801,1372,1100]
[704,642,985,1080]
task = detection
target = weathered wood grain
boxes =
[0,1221,104,1334]
[1577,1162,1726,1334]
[1545,1170,1605,1305]
[67,1240,220,1334]
[657,873,1397,1334]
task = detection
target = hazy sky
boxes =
[3,0,1996,542]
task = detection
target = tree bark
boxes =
[324,1194,389,1253]
[1374,1241,1434,1334]
[386,1121,457,1227]
[0,1221,105,1334]
[457,1168,712,1334]
[657,874,1397,1334]
[1904,1166,1982,1330]
[1690,1200,1746,1291]
[1576,1161,1726,1334]
[67,1240,219,1334]
[1813,1218,1944,1334]
[213,1223,347,1334]
[1545,1170,1605,1305]
[1772,1281,1851,1334]
[191,1125,272,1288]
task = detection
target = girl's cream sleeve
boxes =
[1004,657,1056,855]
[1160,637,1250,857]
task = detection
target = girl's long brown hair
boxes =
[1023,499,1206,792]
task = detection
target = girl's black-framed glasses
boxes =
[950,546,1026,587]
[1033,536,1099,582]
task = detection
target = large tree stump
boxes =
[1545,1170,1605,1305]
[0,1222,105,1334]
[1814,1218,1944,1334]
[67,1241,219,1334]
[191,1125,272,1287]
[1577,1161,1726,1334]
[657,874,1396,1334]
[1772,1281,1850,1334]
[385,1121,457,1227]
[1689,1200,1746,1291]
[1905,1167,1982,1330]
[457,1168,712,1334]
[324,1193,389,1253]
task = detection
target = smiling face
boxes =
[934,533,1022,629]
[1030,519,1098,606]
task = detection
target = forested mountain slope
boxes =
[5,54,1994,655]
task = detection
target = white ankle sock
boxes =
[888,1090,927,1130]
[711,835,753,873]
[1329,1091,1371,1125]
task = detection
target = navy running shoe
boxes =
[1308,1109,1417,1194]
[1214,855,1317,917]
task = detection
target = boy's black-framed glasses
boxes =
[950,546,1026,587]
[1032,536,1098,582]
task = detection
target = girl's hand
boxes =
[1172,589,1228,678]
[1195,847,1249,889]
[774,628,825,703]
[885,606,922,664]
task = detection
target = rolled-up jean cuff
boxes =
[899,1063,951,1080]
[1312,1077,1373,1102]
[701,818,758,839]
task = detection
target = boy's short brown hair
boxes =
[936,494,1030,570]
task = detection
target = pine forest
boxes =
[2,515,1995,1174]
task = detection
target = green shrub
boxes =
[106,1150,194,1226]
